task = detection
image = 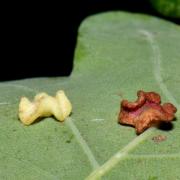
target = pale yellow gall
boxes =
[19,90,72,125]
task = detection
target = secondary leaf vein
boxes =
[139,29,180,109]
[66,117,100,170]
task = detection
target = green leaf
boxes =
[150,0,180,18]
[0,12,180,179]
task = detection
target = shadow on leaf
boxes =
[158,122,174,131]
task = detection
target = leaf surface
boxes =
[0,12,180,179]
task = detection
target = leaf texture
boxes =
[0,12,180,179]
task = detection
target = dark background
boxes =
[1,0,179,81]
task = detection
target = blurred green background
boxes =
[150,0,180,18]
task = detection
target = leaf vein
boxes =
[85,128,154,179]
[127,153,180,159]
[0,83,39,93]
[66,117,100,170]
[139,30,180,109]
